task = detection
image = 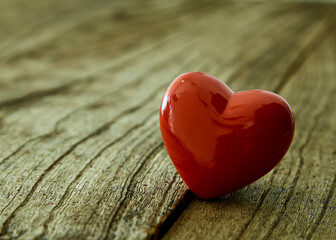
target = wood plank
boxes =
[163,11,336,240]
[0,1,335,239]
[0,0,223,104]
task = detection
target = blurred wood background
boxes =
[0,0,335,239]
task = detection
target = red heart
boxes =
[160,72,294,199]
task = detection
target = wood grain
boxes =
[0,0,335,239]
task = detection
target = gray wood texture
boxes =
[0,0,335,239]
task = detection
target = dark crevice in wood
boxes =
[0,139,34,166]
[274,14,332,94]
[153,173,180,222]
[101,141,164,240]
[305,176,336,239]
[0,80,79,111]
[0,134,52,166]
[0,58,130,111]
[153,191,195,240]
[148,171,186,239]
[0,186,22,217]
[149,172,180,237]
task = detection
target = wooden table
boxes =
[0,0,335,239]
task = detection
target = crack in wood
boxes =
[150,173,194,240]
[305,176,336,239]
[101,141,164,240]
[153,191,195,240]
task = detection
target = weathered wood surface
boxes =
[0,1,335,239]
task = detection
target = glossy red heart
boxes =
[160,72,294,199]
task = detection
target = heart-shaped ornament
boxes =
[160,72,294,199]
